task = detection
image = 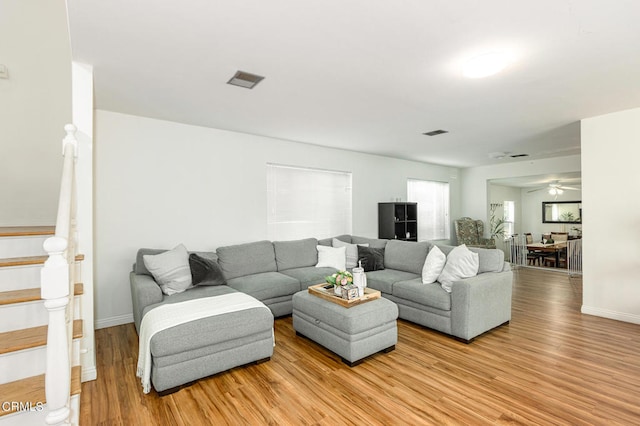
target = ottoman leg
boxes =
[383,345,396,353]
[342,345,396,367]
[342,357,363,367]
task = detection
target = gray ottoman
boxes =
[292,290,398,366]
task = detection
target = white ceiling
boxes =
[490,172,582,188]
[66,0,640,168]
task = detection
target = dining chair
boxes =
[550,232,569,267]
[550,232,568,242]
[525,233,542,265]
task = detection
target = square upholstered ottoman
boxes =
[292,290,398,366]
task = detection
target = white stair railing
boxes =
[41,124,78,426]
[506,234,583,276]
[567,238,583,275]
[506,235,527,267]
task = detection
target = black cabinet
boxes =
[378,202,418,241]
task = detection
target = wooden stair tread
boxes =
[0,365,81,417]
[0,283,83,306]
[0,226,55,238]
[0,254,84,268]
[0,320,83,355]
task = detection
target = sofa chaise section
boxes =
[130,249,275,393]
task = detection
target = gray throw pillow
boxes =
[189,253,226,286]
[357,246,385,272]
[143,244,192,295]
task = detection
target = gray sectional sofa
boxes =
[130,234,512,392]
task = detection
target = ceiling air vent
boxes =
[510,154,529,158]
[423,130,448,136]
[227,71,265,89]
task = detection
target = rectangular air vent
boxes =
[423,130,448,136]
[510,154,529,158]
[227,71,265,89]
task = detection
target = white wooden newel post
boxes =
[41,237,71,425]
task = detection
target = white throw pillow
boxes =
[332,238,369,269]
[422,245,446,284]
[438,244,479,292]
[143,244,193,295]
[316,245,346,270]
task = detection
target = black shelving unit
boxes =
[378,202,418,241]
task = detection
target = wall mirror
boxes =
[542,201,582,224]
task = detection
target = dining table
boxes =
[526,241,567,267]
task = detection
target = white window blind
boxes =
[407,179,450,240]
[267,164,352,241]
[503,201,515,239]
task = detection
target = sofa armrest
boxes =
[450,270,513,341]
[130,272,163,334]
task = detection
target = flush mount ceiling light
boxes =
[423,129,448,136]
[227,71,265,89]
[462,51,513,78]
[488,151,508,160]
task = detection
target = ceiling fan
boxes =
[527,180,580,199]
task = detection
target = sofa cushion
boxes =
[438,244,479,292]
[135,249,218,276]
[318,234,352,247]
[357,246,385,272]
[226,272,300,301]
[393,277,451,311]
[422,245,446,284]
[365,269,420,294]
[280,266,337,289]
[316,245,346,270]
[437,244,504,274]
[469,247,505,273]
[143,244,192,295]
[216,240,277,280]
[150,306,273,359]
[383,240,431,275]
[332,238,368,268]
[189,253,226,286]
[273,238,318,271]
[351,235,388,249]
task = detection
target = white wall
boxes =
[460,155,582,232]
[0,0,71,225]
[94,110,461,327]
[581,107,640,324]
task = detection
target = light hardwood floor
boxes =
[81,268,640,425]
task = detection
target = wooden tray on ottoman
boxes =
[308,283,381,308]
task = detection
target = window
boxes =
[407,179,450,240]
[267,164,352,241]
[503,201,515,239]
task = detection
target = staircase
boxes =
[0,227,83,425]
[0,125,87,425]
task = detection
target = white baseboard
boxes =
[581,305,640,325]
[94,313,133,329]
[82,365,97,382]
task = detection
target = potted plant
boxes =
[488,203,506,247]
[326,271,353,296]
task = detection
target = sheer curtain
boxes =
[267,164,352,241]
[407,179,450,241]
